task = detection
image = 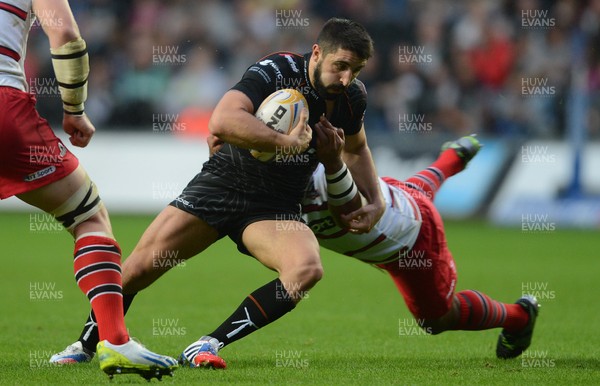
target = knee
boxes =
[282,254,323,291]
[299,261,324,288]
[293,260,323,289]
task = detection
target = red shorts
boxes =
[378,178,457,319]
[0,86,78,199]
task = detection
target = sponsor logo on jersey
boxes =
[174,196,195,209]
[24,166,56,182]
[259,59,283,80]
[283,54,300,73]
[308,217,336,234]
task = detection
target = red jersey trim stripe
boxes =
[0,45,20,61]
[400,187,422,223]
[388,186,395,207]
[277,51,303,58]
[0,1,27,20]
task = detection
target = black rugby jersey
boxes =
[204,51,368,205]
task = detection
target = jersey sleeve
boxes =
[230,58,279,113]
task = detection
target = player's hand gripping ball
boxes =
[250,89,309,161]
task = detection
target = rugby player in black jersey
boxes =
[51,18,385,368]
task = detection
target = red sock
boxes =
[452,290,529,332]
[405,149,463,200]
[74,235,129,345]
[433,148,465,178]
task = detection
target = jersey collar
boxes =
[303,53,321,102]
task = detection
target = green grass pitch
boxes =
[0,212,598,385]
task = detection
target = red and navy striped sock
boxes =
[405,149,464,200]
[74,235,128,345]
[452,290,529,333]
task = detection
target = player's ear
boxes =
[312,44,321,62]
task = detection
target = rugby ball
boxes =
[250,89,308,161]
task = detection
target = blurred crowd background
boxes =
[24,0,600,141]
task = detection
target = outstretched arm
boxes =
[33,0,94,148]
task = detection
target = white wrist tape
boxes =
[325,164,358,205]
[50,37,89,115]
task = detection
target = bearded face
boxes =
[311,47,366,100]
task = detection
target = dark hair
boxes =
[316,18,374,60]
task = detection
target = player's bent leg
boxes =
[182,220,321,369]
[121,205,220,294]
[243,220,323,299]
[387,180,538,357]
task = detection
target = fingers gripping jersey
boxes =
[302,165,422,264]
[0,0,33,91]
[205,52,368,205]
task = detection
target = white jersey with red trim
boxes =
[0,0,33,91]
[302,164,422,264]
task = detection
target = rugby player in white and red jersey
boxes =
[0,0,177,379]
[301,131,539,362]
